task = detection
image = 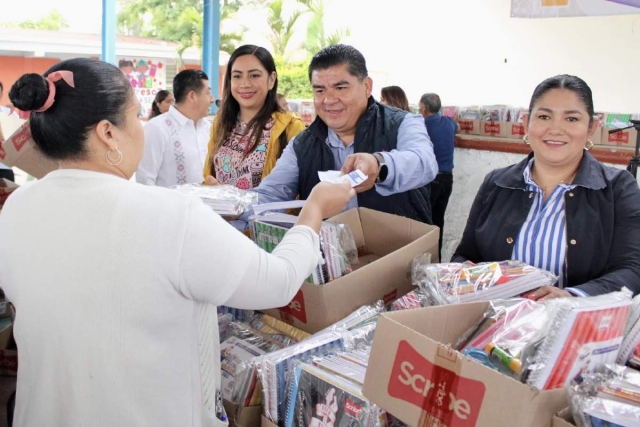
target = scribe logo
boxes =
[459,121,474,132]
[277,290,307,323]
[608,131,630,145]
[344,398,363,420]
[511,124,525,136]
[388,340,485,427]
[483,122,501,134]
[11,125,31,152]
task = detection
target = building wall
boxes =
[0,56,60,105]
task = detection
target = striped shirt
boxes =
[512,159,588,296]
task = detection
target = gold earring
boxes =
[106,147,123,166]
[585,140,594,151]
[523,134,530,144]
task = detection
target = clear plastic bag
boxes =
[250,215,357,285]
[524,289,633,390]
[282,360,387,427]
[309,301,385,338]
[171,183,258,216]
[569,364,640,427]
[389,287,431,311]
[454,298,549,380]
[413,257,557,305]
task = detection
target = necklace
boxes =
[532,169,577,196]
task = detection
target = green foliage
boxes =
[267,0,307,58]
[3,9,69,30]
[276,58,312,99]
[296,0,350,57]
[117,0,243,57]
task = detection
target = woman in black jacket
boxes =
[453,75,640,299]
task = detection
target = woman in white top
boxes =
[0,58,354,427]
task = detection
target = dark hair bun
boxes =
[8,73,49,112]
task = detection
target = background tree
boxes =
[117,0,243,58]
[266,0,307,59]
[2,9,69,31]
[297,0,350,56]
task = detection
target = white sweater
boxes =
[0,169,321,427]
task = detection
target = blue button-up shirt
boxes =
[513,159,589,297]
[235,114,438,226]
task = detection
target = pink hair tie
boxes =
[35,71,75,113]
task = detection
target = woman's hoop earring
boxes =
[523,134,530,144]
[106,148,123,166]
[585,140,594,151]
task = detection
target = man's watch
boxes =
[372,152,388,183]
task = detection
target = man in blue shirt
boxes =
[419,93,458,259]
[218,45,438,227]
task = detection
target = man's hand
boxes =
[204,175,219,186]
[340,153,378,193]
[522,286,573,301]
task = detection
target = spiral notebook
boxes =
[617,294,640,365]
[527,297,631,390]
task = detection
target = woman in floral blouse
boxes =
[204,45,305,189]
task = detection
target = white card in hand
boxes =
[318,169,368,187]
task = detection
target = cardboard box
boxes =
[507,122,526,139]
[552,408,576,427]
[602,126,638,148]
[223,400,262,427]
[260,208,439,334]
[479,120,508,138]
[457,119,480,135]
[0,178,19,210]
[261,416,277,427]
[362,302,567,427]
[0,121,58,179]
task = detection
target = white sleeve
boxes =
[136,122,166,185]
[176,199,321,309]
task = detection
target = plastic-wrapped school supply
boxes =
[389,287,430,311]
[283,362,386,427]
[454,298,549,379]
[220,321,288,402]
[617,294,640,367]
[524,289,632,390]
[259,324,376,425]
[570,364,640,427]
[413,256,557,305]
[171,183,258,216]
[221,314,311,406]
[309,301,385,338]
[250,214,357,285]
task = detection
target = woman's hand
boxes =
[204,175,219,186]
[522,286,574,301]
[297,181,356,232]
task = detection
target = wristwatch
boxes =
[372,152,388,183]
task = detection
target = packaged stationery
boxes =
[283,362,386,427]
[259,325,376,425]
[524,289,632,390]
[618,294,640,367]
[454,298,548,379]
[171,183,258,216]
[413,256,557,305]
[570,364,640,427]
[250,214,357,285]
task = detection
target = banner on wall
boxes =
[511,0,640,18]
[118,58,167,118]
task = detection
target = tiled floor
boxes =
[0,376,16,427]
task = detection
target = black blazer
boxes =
[452,152,640,296]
